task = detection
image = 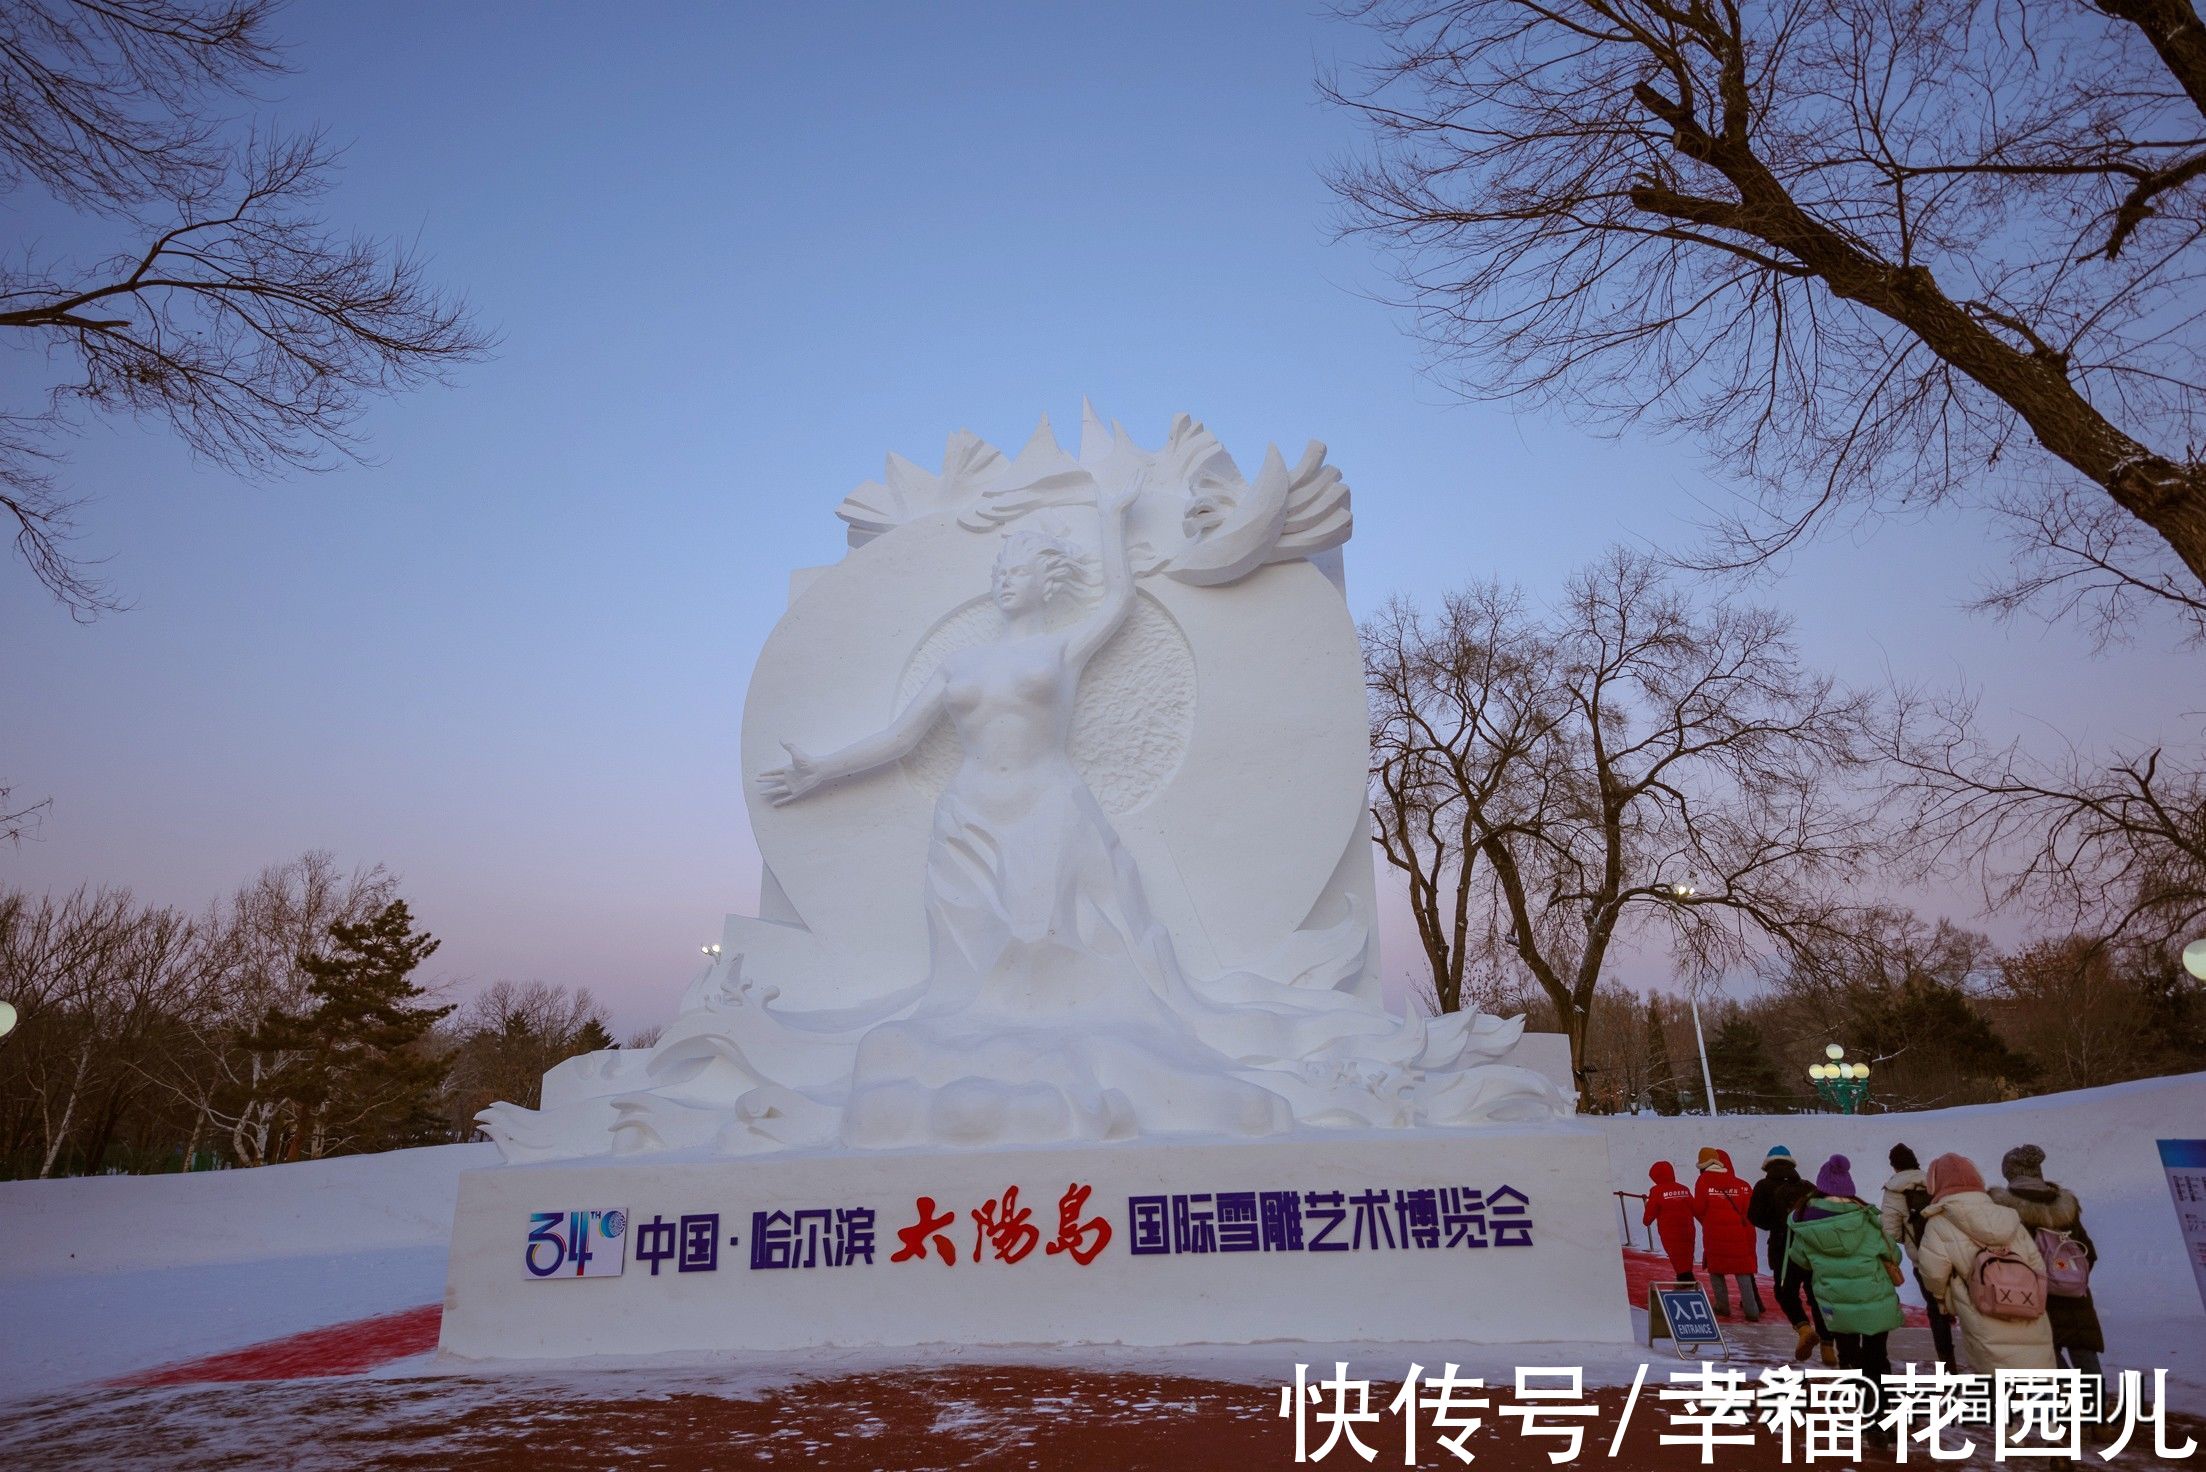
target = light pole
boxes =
[2183,939,2206,982]
[1652,880,1720,1116]
[0,998,15,1041]
[1808,1042,1871,1114]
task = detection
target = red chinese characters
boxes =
[971,1185,1041,1263]
[890,1195,959,1265]
[1045,1181,1112,1265]
[890,1184,1107,1267]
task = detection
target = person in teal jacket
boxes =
[1786,1154,1904,1445]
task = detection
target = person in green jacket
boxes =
[1786,1154,1904,1445]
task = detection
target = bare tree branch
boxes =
[0,2,490,615]
[1327,0,2206,634]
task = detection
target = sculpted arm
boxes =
[1063,474,1142,670]
[756,666,947,805]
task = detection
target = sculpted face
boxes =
[991,550,1045,615]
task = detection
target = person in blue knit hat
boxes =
[1748,1144,1832,1363]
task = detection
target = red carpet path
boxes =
[108,1248,1920,1389]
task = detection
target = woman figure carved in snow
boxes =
[759,476,1298,1146]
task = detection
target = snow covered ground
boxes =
[2,1075,2200,1410]
[0,1143,494,1398]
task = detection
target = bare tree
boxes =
[1994,934,2152,1092]
[1328,0,2206,635]
[441,979,611,1129]
[0,884,203,1175]
[1,0,489,615]
[1884,685,2206,947]
[181,851,398,1166]
[1366,548,1885,1088]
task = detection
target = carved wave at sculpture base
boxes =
[476,900,1568,1164]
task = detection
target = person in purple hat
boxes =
[1786,1152,1905,1447]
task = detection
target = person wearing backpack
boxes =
[1785,1154,1905,1446]
[1643,1160,1699,1283]
[1692,1146,1761,1320]
[1988,1144,2104,1384]
[1748,1144,1833,1364]
[1915,1152,2057,1372]
[1879,1142,1956,1368]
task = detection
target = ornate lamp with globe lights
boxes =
[0,998,15,1042]
[2184,938,2206,983]
[1808,1042,1871,1114]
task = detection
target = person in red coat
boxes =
[1643,1160,1698,1282]
[1693,1146,1763,1319]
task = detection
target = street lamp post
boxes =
[1808,1042,1871,1114]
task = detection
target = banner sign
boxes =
[2157,1139,2206,1314]
[515,1180,1535,1281]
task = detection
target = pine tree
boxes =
[569,1017,615,1054]
[249,899,452,1158]
[1706,1011,1795,1113]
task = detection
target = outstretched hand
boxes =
[756,740,824,806]
[1096,468,1146,517]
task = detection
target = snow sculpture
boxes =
[479,407,1566,1162]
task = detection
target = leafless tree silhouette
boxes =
[0,0,489,616]
[1885,684,2206,947]
[1365,548,1887,1087]
[1328,0,2206,638]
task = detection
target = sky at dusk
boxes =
[4,2,2196,1036]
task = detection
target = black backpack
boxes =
[1901,1183,1932,1247]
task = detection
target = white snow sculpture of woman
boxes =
[758,478,1296,1146]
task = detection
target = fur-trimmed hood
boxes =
[1990,1181,2082,1233]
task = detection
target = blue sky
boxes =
[3,2,2194,1034]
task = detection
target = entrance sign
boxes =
[1648,1282,1727,1359]
[2159,1139,2206,1313]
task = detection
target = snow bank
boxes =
[0,1143,496,1277]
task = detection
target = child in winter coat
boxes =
[1786,1153,1905,1441]
[1988,1144,2105,1383]
[1879,1142,1956,1368]
[1916,1152,2058,1372]
[1749,1145,1832,1363]
[1692,1146,1761,1320]
[1644,1160,1698,1282]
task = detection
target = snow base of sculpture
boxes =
[437,1124,1629,1361]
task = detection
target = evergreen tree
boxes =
[249,899,451,1158]
[1706,1011,1795,1113]
[569,1017,615,1054]
[1642,996,1685,1115]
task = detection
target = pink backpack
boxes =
[2035,1227,2092,1298]
[1970,1242,2048,1320]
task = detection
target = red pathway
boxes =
[113,1303,444,1387]
[109,1247,1921,1389]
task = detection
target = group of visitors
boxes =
[1642,1138,2105,1388]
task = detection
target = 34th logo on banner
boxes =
[524,1208,629,1278]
